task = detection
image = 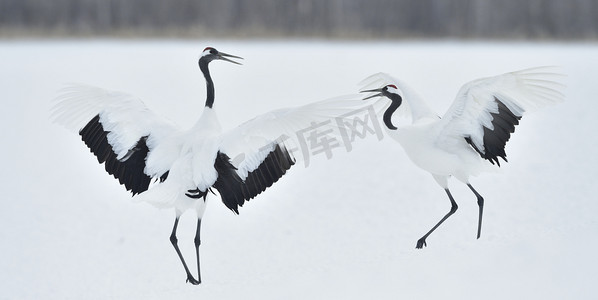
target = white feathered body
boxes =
[388,118,489,184]
[138,108,223,212]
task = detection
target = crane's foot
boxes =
[186,275,201,285]
[416,238,427,249]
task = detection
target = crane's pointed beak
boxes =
[360,88,384,100]
[218,52,243,65]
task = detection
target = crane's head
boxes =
[360,84,401,101]
[200,47,243,65]
[361,84,403,130]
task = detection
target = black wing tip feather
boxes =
[213,144,296,214]
[79,114,151,195]
[465,98,522,167]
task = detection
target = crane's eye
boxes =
[203,47,217,55]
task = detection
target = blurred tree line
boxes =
[1,0,597,39]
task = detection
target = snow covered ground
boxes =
[1,39,596,299]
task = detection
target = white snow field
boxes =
[1,39,596,299]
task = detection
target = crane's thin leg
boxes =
[194,218,202,284]
[467,184,484,239]
[416,189,458,249]
[170,217,200,285]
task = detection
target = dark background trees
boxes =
[1,0,596,39]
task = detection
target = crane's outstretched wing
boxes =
[437,67,565,165]
[213,94,381,213]
[52,85,180,194]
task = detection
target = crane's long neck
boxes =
[383,95,402,130]
[199,59,215,108]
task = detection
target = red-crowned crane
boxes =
[52,47,369,284]
[360,67,564,248]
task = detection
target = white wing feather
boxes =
[51,84,181,176]
[437,67,565,151]
[219,94,384,179]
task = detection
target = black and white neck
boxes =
[197,47,243,109]
[361,84,403,130]
[383,93,402,130]
[199,56,215,109]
